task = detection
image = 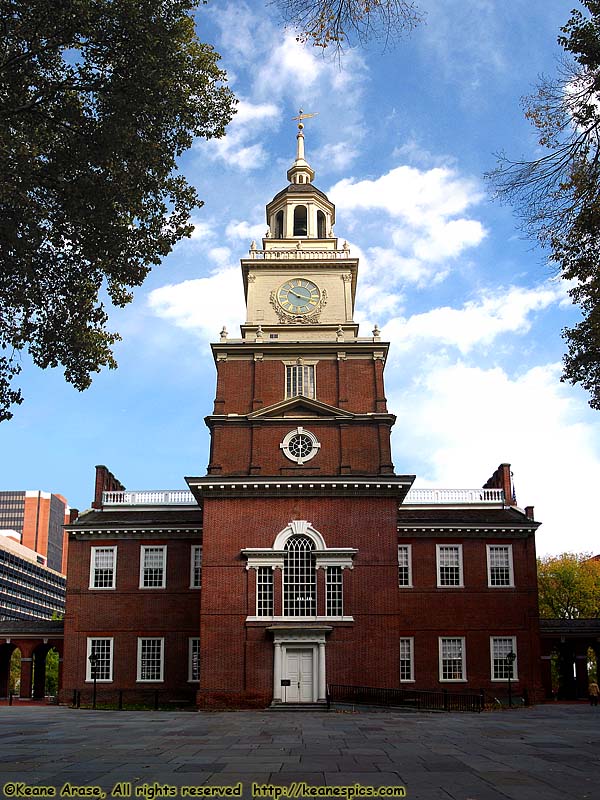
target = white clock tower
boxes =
[241,116,359,343]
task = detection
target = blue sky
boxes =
[1,0,598,556]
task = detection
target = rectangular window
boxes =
[437,545,463,587]
[256,567,274,617]
[189,638,200,682]
[326,566,343,617]
[89,547,116,589]
[86,638,113,682]
[286,364,315,399]
[491,637,518,681]
[398,545,412,587]
[140,546,166,589]
[487,545,514,587]
[137,638,164,682]
[399,638,414,682]
[190,546,202,589]
[439,637,466,681]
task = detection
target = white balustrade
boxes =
[404,488,505,504]
[249,249,349,260]
[102,490,196,506]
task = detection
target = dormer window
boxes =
[317,210,326,238]
[293,205,307,236]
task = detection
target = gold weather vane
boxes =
[292,108,319,131]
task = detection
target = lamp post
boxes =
[88,651,98,710]
[506,650,516,707]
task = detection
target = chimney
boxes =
[483,463,515,506]
[92,465,126,509]
[525,506,535,520]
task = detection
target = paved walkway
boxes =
[0,704,598,800]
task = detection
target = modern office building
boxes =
[0,490,76,573]
[0,532,66,621]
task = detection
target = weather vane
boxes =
[292,108,319,132]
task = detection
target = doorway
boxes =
[285,648,314,703]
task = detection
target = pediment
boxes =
[248,396,354,420]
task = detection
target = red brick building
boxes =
[61,130,543,707]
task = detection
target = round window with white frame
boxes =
[280,427,321,465]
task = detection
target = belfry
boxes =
[62,120,543,708]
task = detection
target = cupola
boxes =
[265,111,335,242]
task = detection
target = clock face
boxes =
[277,278,320,315]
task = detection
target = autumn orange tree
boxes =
[537,553,600,619]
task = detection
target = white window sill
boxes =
[246,615,354,622]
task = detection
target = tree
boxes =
[273,0,424,50]
[487,1,600,408]
[0,0,235,421]
[537,553,600,619]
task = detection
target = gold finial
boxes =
[292,108,319,131]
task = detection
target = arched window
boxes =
[317,210,326,239]
[274,210,284,239]
[283,535,316,616]
[293,205,307,237]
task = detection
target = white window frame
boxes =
[436,544,464,588]
[190,545,202,589]
[137,637,164,682]
[280,426,321,465]
[490,636,518,681]
[86,637,113,682]
[188,637,200,682]
[439,637,467,682]
[139,545,167,589]
[397,544,412,588]
[256,566,274,617]
[89,546,117,590]
[486,545,514,588]
[285,362,317,400]
[326,565,344,617]
[399,637,414,683]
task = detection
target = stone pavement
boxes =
[0,704,598,800]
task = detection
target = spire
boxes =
[288,109,317,185]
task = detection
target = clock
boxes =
[276,278,321,315]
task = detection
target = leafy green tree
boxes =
[9,647,20,693]
[273,0,424,50]
[537,553,600,619]
[488,1,600,408]
[0,0,235,421]
[45,648,59,696]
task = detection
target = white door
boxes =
[285,649,314,703]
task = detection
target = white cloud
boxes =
[147,267,245,342]
[316,141,359,171]
[226,220,266,241]
[389,360,600,556]
[254,33,324,100]
[383,282,566,354]
[330,166,483,223]
[329,164,486,293]
[196,99,280,171]
[188,220,214,241]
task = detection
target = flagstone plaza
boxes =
[0,705,598,800]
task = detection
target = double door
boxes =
[285,648,314,703]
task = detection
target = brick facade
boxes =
[60,135,543,707]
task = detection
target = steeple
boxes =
[287,110,316,185]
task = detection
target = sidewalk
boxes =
[1,704,598,800]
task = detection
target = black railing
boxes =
[71,688,196,710]
[327,684,484,713]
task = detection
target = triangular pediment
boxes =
[248,396,355,420]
